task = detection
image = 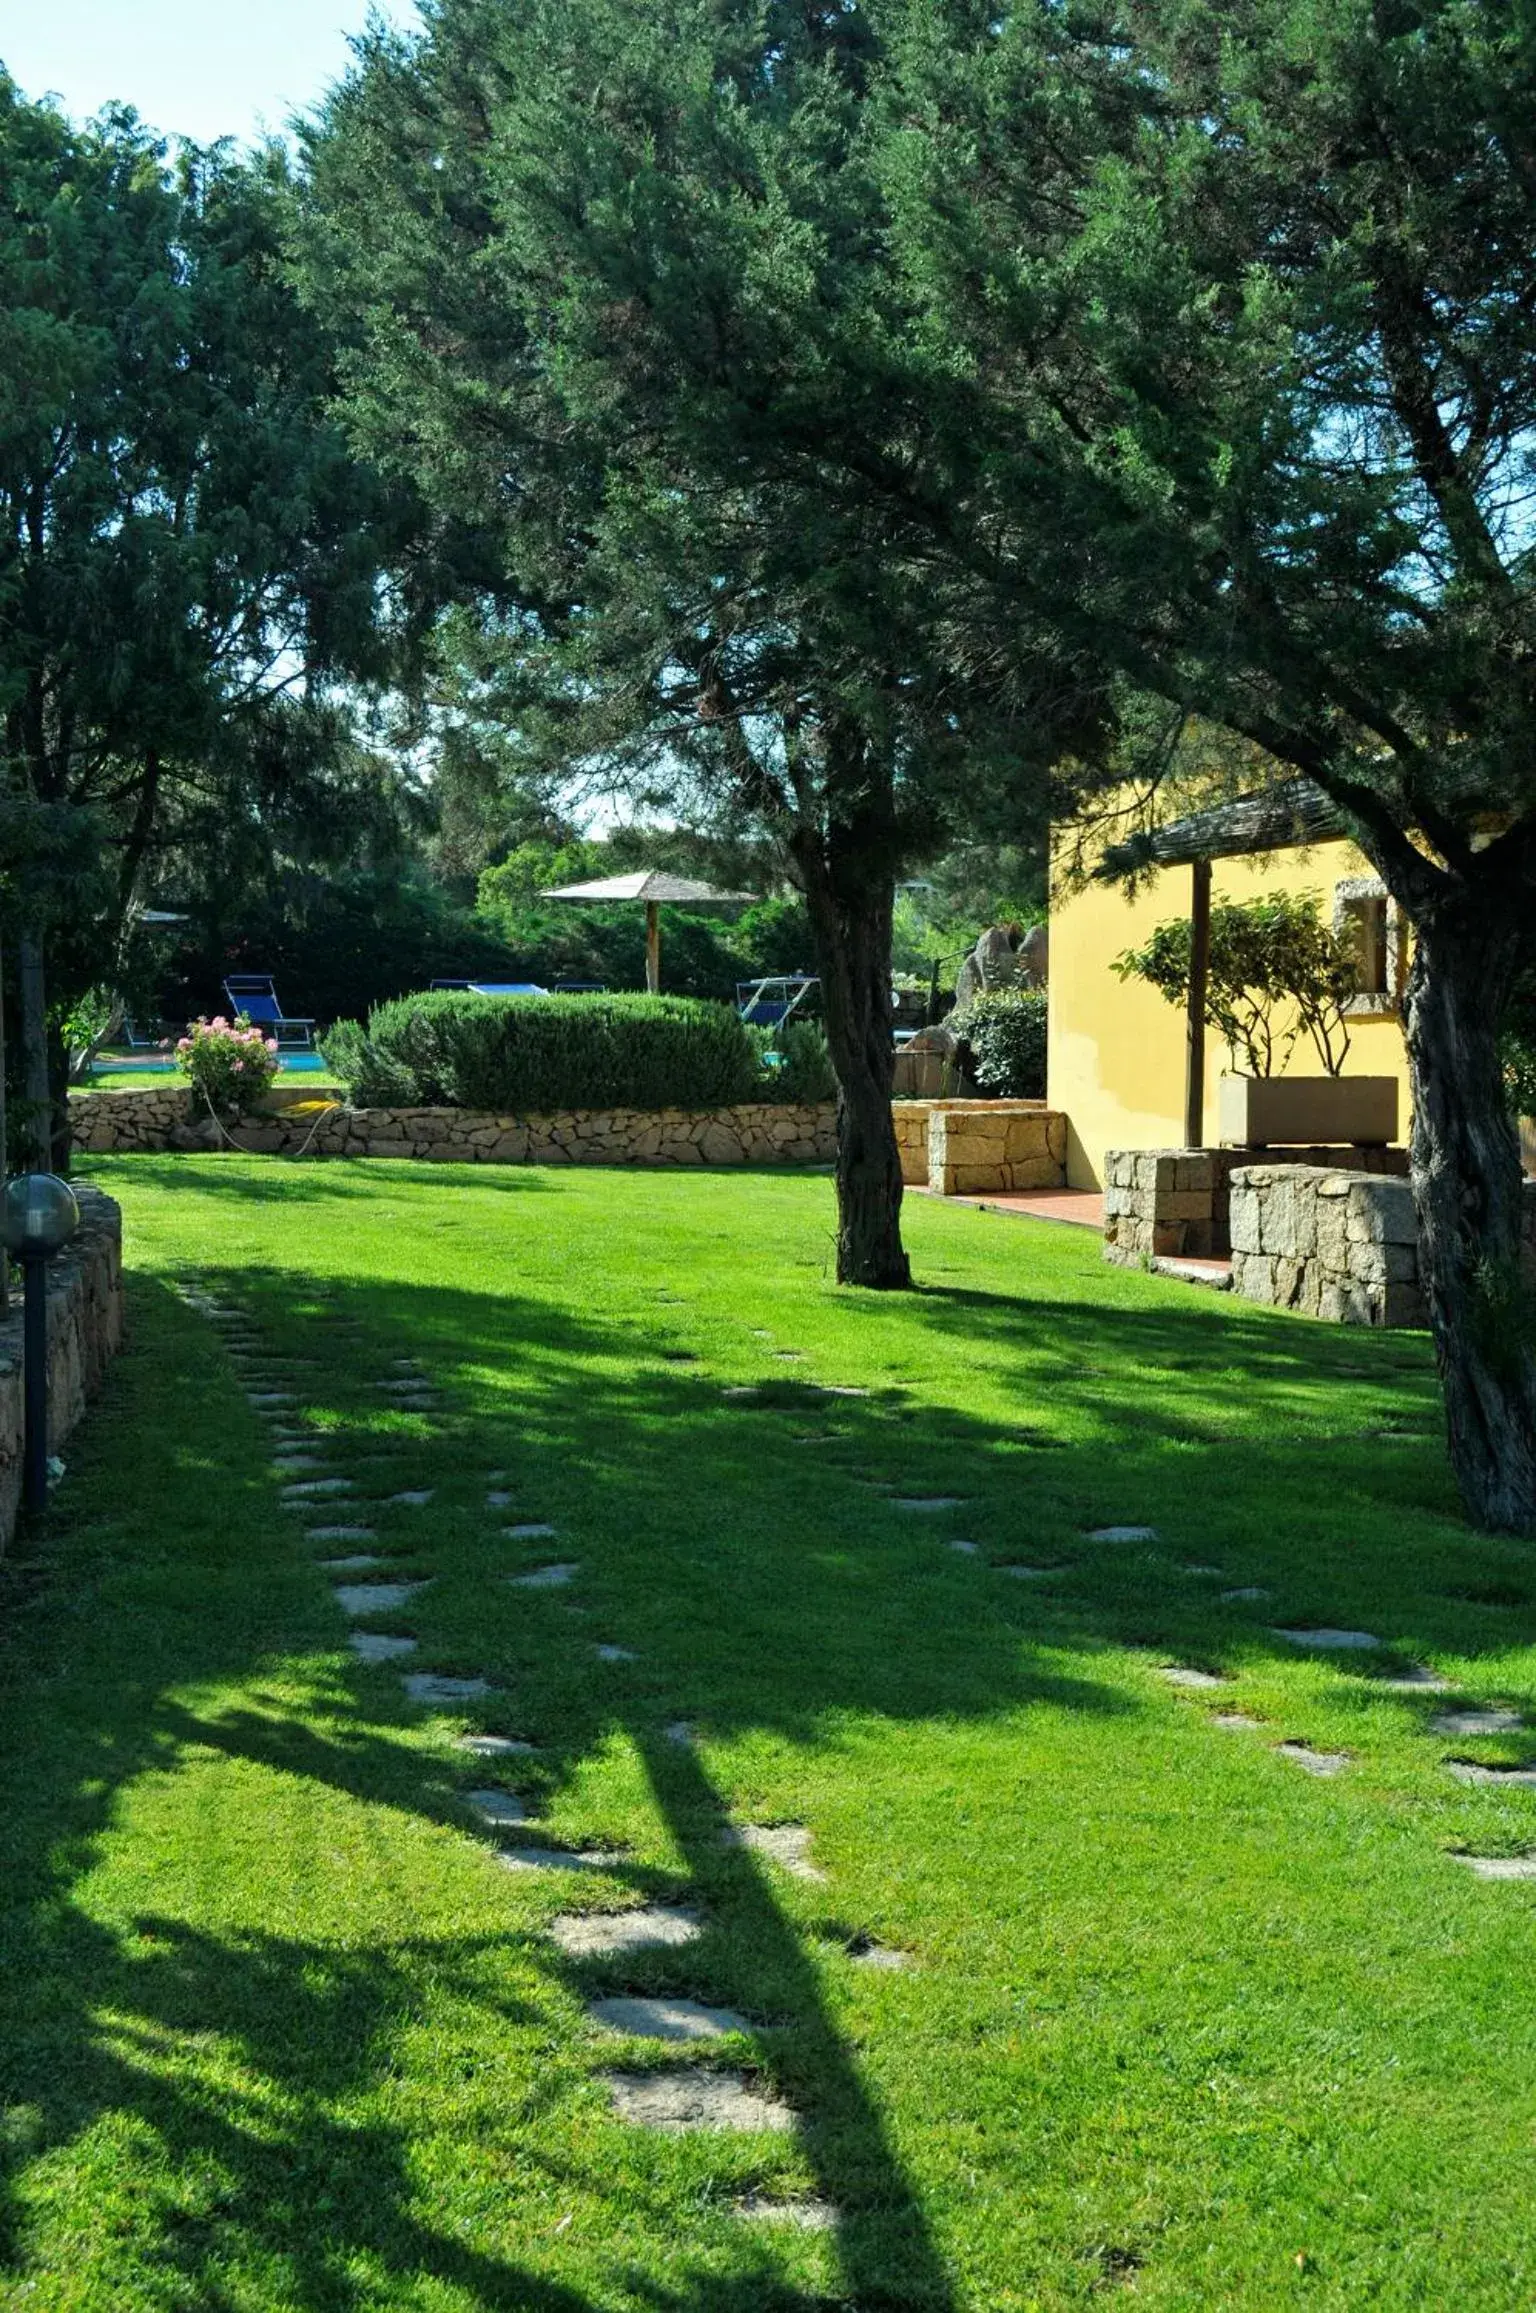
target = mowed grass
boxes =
[2,1155,1535,2311]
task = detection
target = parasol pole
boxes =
[645,900,661,995]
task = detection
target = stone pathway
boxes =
[722,1824,825,1882]
[589,1996,749,2040]
[1272,1626,1382,1651]
[601,2072,794,2132]
[201,1268,1536,2272]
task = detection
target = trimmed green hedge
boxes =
[319,992,763,1112]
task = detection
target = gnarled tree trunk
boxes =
[1402,899,1536,1532]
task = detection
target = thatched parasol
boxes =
[539,870,757,994]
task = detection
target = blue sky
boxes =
[0,0,420,145]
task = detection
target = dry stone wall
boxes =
[70,1088,836,1169]
[1229,1164,1536,1328]
[0,1186,124,1551]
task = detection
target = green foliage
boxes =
[320,992,761,1112]
[1503,972,1536,1121]
[1115,894,1359,1078]
[157,869,525,1029]
[950,989,1048,1099]
[175,1016,282,1117]
[0,71,425,1139]
[769,1020,837,1104]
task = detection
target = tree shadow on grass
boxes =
[0,1232,1527,2311]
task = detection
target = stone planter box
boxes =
[1104,1143,1408,1265]
[925,1101,1066,1198]
[1218,1073,1398,1149]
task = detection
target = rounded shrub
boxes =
[951,988,1047,1098]
[320,992,762,1112]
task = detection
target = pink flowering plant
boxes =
[175,1015,281,1117]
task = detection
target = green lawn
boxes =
[3,1156,1535,2311]
[71,1065,341,1094]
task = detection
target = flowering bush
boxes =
[175,1015,281,1116]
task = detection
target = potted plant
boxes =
[1115,891,1398,1146]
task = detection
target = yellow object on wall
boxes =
[1047,837,1414,1188]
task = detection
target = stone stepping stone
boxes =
[997,1563,1065,1580]
[1275,1742,1350,1776]
[894,1497,965,1513]
[849,1941,911,1970]
[1432,1710,1526,1737]
[272,1455,326,1474]
[665,1722,696,1748]
[350,1632,418,1663]
[947,1539,980,1556]
[1451,1854,1536,1880]
[1447,1759,1536,1788]
[1221,1586,1270,1603]
[307,1524,378,1543]
[1158,1666,1227,1690]
[457,1733,537,1757]
[320,1555,386,1573]
[503,1521,558,1540]
[282,1478,355,1500]
[249,1391,296,1407]
[464,1788,529,1827]
[1213,1712,1264,1732]
[1182,1564,1224,1576]
[403,1672,495,1703]
[387,1490,434,1507]
[486,1491,514,1509]
[601,2071,794,2133]
[496,1846,621,1875]
[549,1906,702,1958]
[596,1644,637,1663]
[816,1385,869,1398]
[509,1563,578,1589]
[737,2196,836,2230]
[722,1825,825,1882]
[1273,1627,1382,1651]
[722,1386,760,1401]
[333,1581,424,1616]
[588,1997,749,2042]
[1086,1525,1158,1543]
[1378,1666,1451,1692]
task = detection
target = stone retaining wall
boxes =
[1103,1143,1410,1264]
[70,1088,837,1168]
[893,1100,1068,1195]
[1229,1166,1536,1328]
[0,1186,124,1551]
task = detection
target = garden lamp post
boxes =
[2,1174,80,1516]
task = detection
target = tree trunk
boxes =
[789,775,910,1291]
[0,932,8,1311]
[17,929,51,1175]
[1401,900,1536,1533]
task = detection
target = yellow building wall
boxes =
[1048,837,1413,1188]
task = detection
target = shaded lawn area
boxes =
[2,1154,1534,2311]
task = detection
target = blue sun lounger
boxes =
[222,975,316,1047]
